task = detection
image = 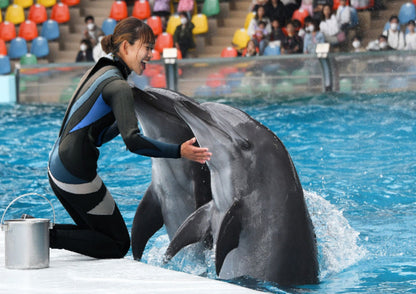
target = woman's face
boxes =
[121,39,154,75]
[257,7,265,17]
[323,6,331,18]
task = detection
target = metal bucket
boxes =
[1,193,55,269]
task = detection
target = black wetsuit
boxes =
[48,56,181,258]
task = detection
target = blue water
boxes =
[1,92,416,293]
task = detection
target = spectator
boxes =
[303,19,325,53]
[76,39,94,62]
[243,39,259,56]
[301,16,314,39]
[405,20,416,50]
[265,0,301,27]
[320,4,343,44]
[252,21,269,53]
[367,34,393,51]
[250,0,268,12]
[281,21,303,54]
[83,15,104,47]
[173,12,195,58]
[153,0,171,30]
[382,15,405,50]
[177,0,194,19]
[313,0,333,20]
[247,6,272,54]
[93,36,106,62]
[351,36,365,52]
[269,19,285,43]
[336,0,351,32]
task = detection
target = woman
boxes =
[247,6,271,55]
[319,4,342,45]
[48,17,211,259]
[303,19,325,53]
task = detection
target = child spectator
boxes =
[367,34,393,51]
[173,12,195,58]
[243,39,260,56]
[269,19,285,43]
[303,19,325,53]
[252,21,268,50]
[83,15,104,47]
[320,4,343,44]
[76,39,94,62]
[405,20,416,50]
[382,15,405,50]
[282,21,303,54]
[336,0,351,31]
[351,36,365,52]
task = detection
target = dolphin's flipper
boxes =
[131,187,164,260]
[164,201,214,262]
[215,200,242,275]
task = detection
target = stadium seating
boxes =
[292,8,309,27]
[166,14,181,35]
[147,16,163,36]
[151,49,161,60]
[102,18,117,35]
[191,14,209,35]
[0,11,2,22]
[221,46,238,57]
[350,0,373,10]
[110,1,128,21]
[0,39,7,55]
[51,2,70,23]
[28,4,48,24]
[263,44,281,55]
[206,72,225,88]
[18,20,38,41]
[0,55,11,75]
[61,0,80,6]
[132,0,151,20]
[37,0,56,8]
[14,0,33,9]
[398,3,416,25]
[244,12,255,30]
[0,0,9,10]
[202,0,220,17]
[0,21,16,41]
[8,37,28,59]
[232,28,250,50]
[41,19,60,40]
[30,36,49,58]
[20,53,38,65]
[5,4,25,25]
[154,32,173,53]
[333,0,349,10]
[150,73,166,88]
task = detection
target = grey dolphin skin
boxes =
[130,87,212,260]
[165,100,319,286]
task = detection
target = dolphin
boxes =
[165,100,319,286]
[131,87,212,260]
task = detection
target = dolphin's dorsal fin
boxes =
[164,201,214,262]
[131,187,164,260]
[215,200,242,276]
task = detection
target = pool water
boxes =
[1,92,415,293]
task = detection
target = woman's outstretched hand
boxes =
[180,137,211,164]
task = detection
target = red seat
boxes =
[206,72,225,88]
[333,0,349,10]
[132,0,151,20]
[61,0,80,6]
[147,16,163,36]
[18,20,38,41]
[110,1,128,21]
[0,21,17,41]
[151,49,161,60]
[150,73,166,88]
[28,4,48,24]
[0,39,7,55]
[292,8,309,27]
[51,3,70,23]
[154,32,173,53]
[220,46,238,58]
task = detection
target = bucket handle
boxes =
[1,193,56,229]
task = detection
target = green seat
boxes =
[202,0,220,17]
[0,0,9,9]
[19,78,27,92]
[339,78,352,93]
[20,53,38,65]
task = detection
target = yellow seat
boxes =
[0,10,2,22]
[166,14,181,35]
[244,12,256,30]
[232,28,250,50]
[5,4,25,25]
[37,0,56,8]
[191,14,208,35]
[14,0,33,9]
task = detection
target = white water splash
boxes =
[304,190,367,279]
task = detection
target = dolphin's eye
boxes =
[237,139,251,150]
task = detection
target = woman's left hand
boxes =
[180,137,211,164]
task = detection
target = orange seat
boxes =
[292,8,309,27]
[147,16,163,36]
[37,0,56,8]
[0,39,7,55]
[206,72,225,88]
[51,3,70,23]
[5,4,25,25]
[61,0,80,6]
[154,32,173,53]
[132,0,151,20]
[0,21,17,41]
[221,46,238,58]
[333,0,349,10]
[150,73,166,88]
[14,0,33,9]
[18,20,38,41]
[28,4,48,24]
[151,49,161,60]
[110,1,128,21]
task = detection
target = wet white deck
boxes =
[0,233,260,293]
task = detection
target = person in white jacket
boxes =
[319,4,341,44]
[405,20,416,50]
[336,0,351,31]
[382,15,405,50]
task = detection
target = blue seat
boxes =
[0,55,11,74]
[102,18,117,35]
[215,84,232,96]
[41,19,60,40]
[398,3,416,25]
[383,21,390,32]
[194,85,212,97]
[226,71,244,88]
[30,36,49,58]
[263,44,281,56]
[8,37,28,59]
